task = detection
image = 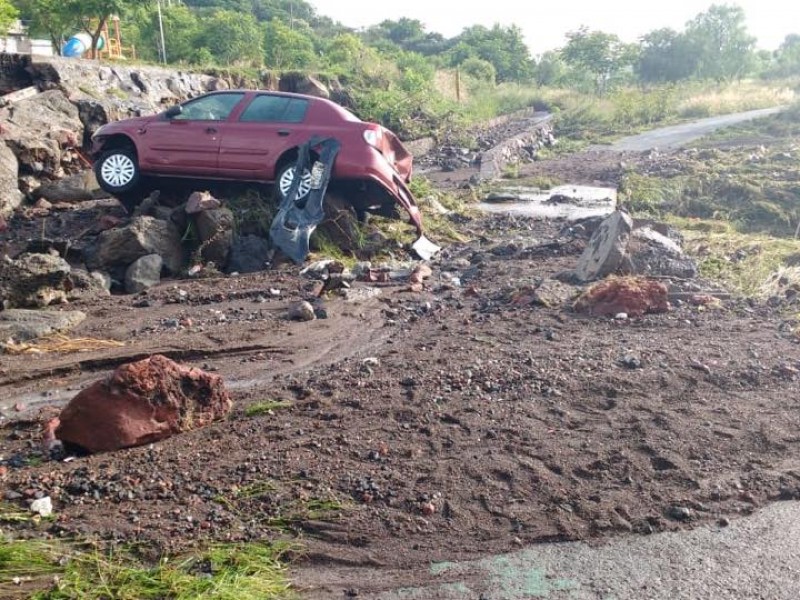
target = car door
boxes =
[138,92,246,176]
[217,94,311,180]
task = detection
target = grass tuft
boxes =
[0,537,297,600]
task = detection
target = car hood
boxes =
[94,115,157,136]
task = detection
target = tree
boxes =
[14,0,75,52]
[562,27,637,93]
[0,0,18,35]
[532,51,567,86]
[198,9,263,66]
[447,24,532,82]
[770,34,800,77]
[636,28,697,83]
[684,4,755,81]
[70,0,129,59]
[263,18,316,69]
[125,2,200,64]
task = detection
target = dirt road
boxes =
[2,107,798,598]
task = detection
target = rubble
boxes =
[55,354,232,453]
[0,142,23,218]
[0,252,72,308]
[84,215,184,275]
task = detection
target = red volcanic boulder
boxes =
[55,355,232,453]
[573,276,669,317]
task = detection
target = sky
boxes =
[309,0,799,55]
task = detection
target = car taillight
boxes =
[363,126,383,148]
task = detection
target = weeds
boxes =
[0,538,297,599]
[245,400,292,417]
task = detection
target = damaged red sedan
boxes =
[89,90,423,234]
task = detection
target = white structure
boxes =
[1,20,54,56]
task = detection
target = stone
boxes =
[288,300,316,321]
[84,216,184,275]
[55,355,232,453]
[573,277,669,317]
[573,211,633,282]
[623,227,698,279]
[30,496,53,517]
[0,142,23,218]
[194,207,234,267]
[32,171,104,203]
[185,190,221,214]
[125,254,163,294]
[66,269,111,301]
[0,253,72,308]
[531,279,576,308]
[227,235,271,274]
[2,90,84,178]
[0,309,86,341]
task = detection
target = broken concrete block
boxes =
[573,211,633,282]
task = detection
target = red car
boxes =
[89,90,422,233]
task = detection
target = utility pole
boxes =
[157,0,167,64]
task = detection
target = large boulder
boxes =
[194,207,234,267]
[2,90,84,179]
[573,277,669,317]
[623,227,698,279]
[227,234,271,273]
[0,143,24,218]
[32,171,105,203]
[125,254,162,294]
[0,253,72,309]
[84,216,184,275]
[573,211,633,282]
[55,355,233,453]
[0,309,86,342]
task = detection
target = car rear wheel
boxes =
[276,163,312,202]
[94,148,140,195]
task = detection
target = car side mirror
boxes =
[165,105,182,119]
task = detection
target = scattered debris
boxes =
[29,496,53,518]
[288,300,316,322]
[1,333,123,355]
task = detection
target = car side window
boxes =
[239,96,309,123]
[174,93,245,121]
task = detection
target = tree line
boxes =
[2,1,798,86]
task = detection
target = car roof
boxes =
[201,89,363,122]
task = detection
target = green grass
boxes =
[0,538,297,600]
[676,218,800,297]
[244,400,293,418]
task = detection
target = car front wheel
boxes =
[276,163,312,202]
[94,148,140,195]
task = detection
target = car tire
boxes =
[94,148,141,195]
[275,163,312,202]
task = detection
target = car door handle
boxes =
[278,130,291,137]
[206,127,217,134]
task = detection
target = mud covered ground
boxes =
[2,146,800,598]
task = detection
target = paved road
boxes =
[606,106,785,152]
[301,501,800,599]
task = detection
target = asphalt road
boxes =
[301,501,800,599]
[607,106,785,152]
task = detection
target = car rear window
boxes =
[239,96,309,123]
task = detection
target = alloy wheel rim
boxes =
[279,167,312,199]
[100,154,136,188]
